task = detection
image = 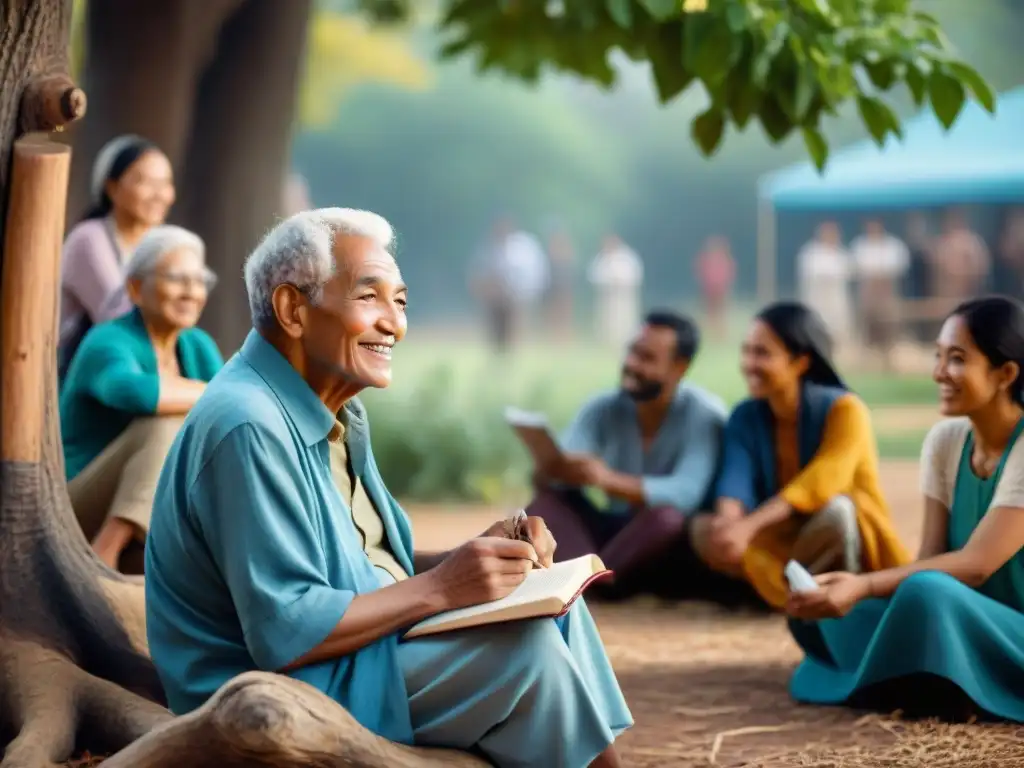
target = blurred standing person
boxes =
[850,219,909,368]
[904,211,937,341]
[930,209,990,307]
[695,236,735,341]
[904,212,933,302]
[59,134,176,382]
[545,222,577,341]
[999,208,1024,299]
[796,222,853,347]
[589,234,644,349]
[470,216,549,353]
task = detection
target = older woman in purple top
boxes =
[58,134,176,380]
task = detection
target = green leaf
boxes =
[928,69,966,129]
[438,35,474,60]
[605,0,632,28]
[684,14,738,82]
[758,97,793,144]
[793,63,815,119]
[692,108,726,155]
[945,61,996,113]
[904,63,927,105]
[864,61,896,90]
[856,94,900,145]
[638,0,679,21]
[790,0,835,21]
[802,126,829,171]
[724,1,747,32]
[752,23,788,86]
[646,23,694,102]
[876,0,910,12]
[723,58,762,129]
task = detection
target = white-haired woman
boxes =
[59,134,176,381]
[60,224,223,572]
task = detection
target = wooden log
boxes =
[18,73,87,134]
[0,136,70,462]
[101,672,490,768]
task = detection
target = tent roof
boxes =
[759,88,1024,211]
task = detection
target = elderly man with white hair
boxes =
[144,208,632,768]
[60,224,222,572]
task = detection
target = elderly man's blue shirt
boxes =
[145,331,416,743]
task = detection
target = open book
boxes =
[504,406,564,467]
[403,555,611,639]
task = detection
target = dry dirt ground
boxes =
[67,461,1024,767]
[405,461,1024,768]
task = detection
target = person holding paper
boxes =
[528,310,735,600]
[144,209,631,768]
[700,302,910,610]
[786,296,1024,722]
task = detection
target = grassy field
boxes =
[358,318,940,503]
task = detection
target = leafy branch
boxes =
[348,0,994,171]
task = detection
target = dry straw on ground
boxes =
[57,464,1024,766]
[598,599,1024,767]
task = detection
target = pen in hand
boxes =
[503,509,547,569]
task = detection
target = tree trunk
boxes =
[0,5,173,763]
[175,0,314,353]
[66,0,245,227]
[0,4,488,766]
[70,0,309,353]
[0,0,83,256]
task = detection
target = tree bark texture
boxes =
[0,0,78,262]
[0,131,169,768]
[70,0,312,354]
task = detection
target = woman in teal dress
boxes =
[787,295,1024,720]
[61,224,222,571]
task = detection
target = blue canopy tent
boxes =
[753,88,1024,300]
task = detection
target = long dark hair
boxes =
[756,301,846,390]
[81,135,158,223]
[949,295,1024,404]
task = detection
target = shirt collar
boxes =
[328,408,350,444]
[239,330,336,447]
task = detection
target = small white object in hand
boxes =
[784,560,819,593]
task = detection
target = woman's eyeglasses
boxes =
[154,269,217,291]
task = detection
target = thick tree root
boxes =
[101,672,489,768]
[76,664,172,754]
[0,639,81,768]
[0,636,171,768]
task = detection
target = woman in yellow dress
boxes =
[692,301,911,608]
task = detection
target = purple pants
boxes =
[526,489,763,605]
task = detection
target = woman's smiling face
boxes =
[933,314,1016,416]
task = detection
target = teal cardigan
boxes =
[59,308,224,480]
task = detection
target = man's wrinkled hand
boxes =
[429,537,538,611]
[482,514,557,567]
[522,515,556,567]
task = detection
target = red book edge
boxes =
[554,568,614,617]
